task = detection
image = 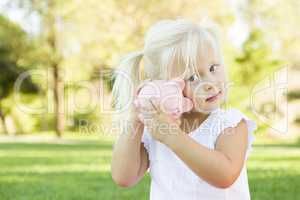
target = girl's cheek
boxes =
[184,85,200,106]
[183,83,195,100]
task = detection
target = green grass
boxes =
[0,136,300,200]
[248,144,300,200]
[0,140,150,200]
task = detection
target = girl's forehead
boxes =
[169,40,220,79]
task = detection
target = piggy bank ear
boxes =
[134,79,151,97]
[172,78,185,90]
[134,83,144,97]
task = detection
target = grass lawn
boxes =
[0,134,299,200]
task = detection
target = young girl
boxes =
[111,18,256,200]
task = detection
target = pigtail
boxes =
[111,51,143,134]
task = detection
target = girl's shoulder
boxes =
[208,108,257,156]
[213,108,257,134]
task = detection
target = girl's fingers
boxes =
[137,97,163,124]
[139,98,159,113]
[140,108,156,120]
[133,99,140,109]
[148,98,160,114]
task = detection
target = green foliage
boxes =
[232,29,282,86]
[69,112,100,132]
[1,0,298,135]
[226,29,283,124]
[0,15,38,99]
[287,90,300,101]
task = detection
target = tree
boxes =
[233,29,281,85]
[3,0,237,135]
[0,15,38,134]
[5,0,68,137]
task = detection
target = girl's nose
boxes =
[204,83,213,91]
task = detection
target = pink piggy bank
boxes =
[133,78,193,123]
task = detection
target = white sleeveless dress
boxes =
[141,108,257,200]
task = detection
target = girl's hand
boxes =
[125,85,147,138]
[132,79,152,125]
[139,98,183,144]
[129,99,143,125]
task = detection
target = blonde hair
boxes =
[111,18,223,134]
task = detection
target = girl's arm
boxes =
[163,119,248,189]
[111,120,149,188]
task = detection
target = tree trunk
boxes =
[0,103,8,135]
[46,1,64,138]
[53,64,64,137]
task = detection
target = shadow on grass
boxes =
[0,141,114,168]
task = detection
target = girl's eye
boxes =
[209,64,219,72]
[188,74,199,82]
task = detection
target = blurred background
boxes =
[0,0,299,199]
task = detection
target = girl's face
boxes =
[171,42,227,114]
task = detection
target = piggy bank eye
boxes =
[188,74,199,82]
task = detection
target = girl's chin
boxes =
[191,93,224,110]
[192,101,222,113]
[192,105,220,114]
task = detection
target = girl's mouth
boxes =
[205,90,222,102]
